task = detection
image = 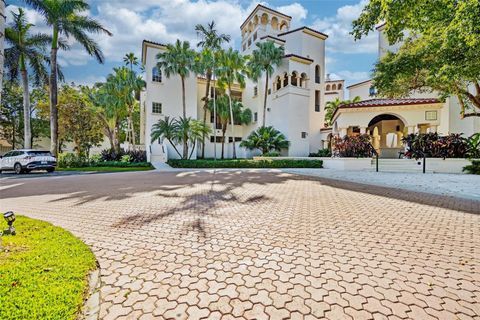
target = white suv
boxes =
[0,149,57,174]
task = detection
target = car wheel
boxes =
[14,163,23,174]
[46,168,55,173]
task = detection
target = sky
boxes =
[6,0,378,87]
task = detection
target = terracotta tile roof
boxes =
[339,98,441,109]
[283,54,314,63]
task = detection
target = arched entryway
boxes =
[368,114,406,158]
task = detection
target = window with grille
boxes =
[152,67,162,82]
[254,112,258,122]
[152,102,162,114]
[253,86,258,96]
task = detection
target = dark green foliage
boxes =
[167,159,323,169]
[240,126,290,155]
[402,133,469,158]
[333,134,376,158]
[463,160,480,174]
[309,149,332,157]
[100,149,147,162]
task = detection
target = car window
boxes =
[27,151,52,156]
[2,152,13,157]
[12,151,23,156]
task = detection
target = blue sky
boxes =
[6,0,377,87]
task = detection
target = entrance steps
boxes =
[371,158,434,173]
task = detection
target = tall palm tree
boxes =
[123,52,138,71]
[195,21,230,158]
[156,39,196,158]
[105,67,145,146]
[217,48,247,158]
[247,41,284,127]
[0,0,6,102]
[25,0,112,157]
[4,8,51,149]
[208,95,251,159]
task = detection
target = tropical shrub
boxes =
[463,160,480,175]
[240,126,290,155]
[309,149,331,157]
[402,133,468,159]
[332,134,376,158]
[99,149,147,162]
[465,133,480,159]
[58,153,88,168]
[168,159,322,168]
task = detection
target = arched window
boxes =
[276,76,282,90]
[279,21,288,31]
[271,16,278,29]
[326,84,331,91]
[283,72,288,87]
[291,71,298,86]
[300,73,308,88]
[152,67,162,82]
[315,65,321,83]
[338,83,342,90]
[332,84,337,90]
[262,13,269,25]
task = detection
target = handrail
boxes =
[416,150,427,174]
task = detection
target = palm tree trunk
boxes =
[21,69,32,149]
[201,71,212,159]
[262,72,269,127]
[228,85,236,159]
[49,32,59,157]
[0,0,5,103]
[221,124,226,159]
[181,76,188,159]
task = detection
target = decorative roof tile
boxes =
[339,98,440,109]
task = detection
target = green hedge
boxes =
[167,159,323,168]
[463,160,480,174]
[88,161,152,168]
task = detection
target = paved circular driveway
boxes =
[1,170,479,319]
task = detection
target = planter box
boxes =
[425,158,476,174]
[253,156,372,171]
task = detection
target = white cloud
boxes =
[311,0,377,54]
[276,3,307,27]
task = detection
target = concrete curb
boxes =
[80,265,101,320]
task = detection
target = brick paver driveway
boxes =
[1,170,479,320]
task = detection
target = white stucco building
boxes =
[325,23,480,158]
[141,5,338,161]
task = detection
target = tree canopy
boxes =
[352,0,480,117]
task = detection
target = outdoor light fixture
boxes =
[3,211,16,235]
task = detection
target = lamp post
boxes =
[3,211,16,235]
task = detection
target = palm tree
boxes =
[325,96,361,126]
[123,52,138,71]
[216,48,247,158]
[0,0,6,102]
[105,67,145,146]
[240,126,290,155]
[208,95,251,159]
[151,116,182,158]
[25,0,112,157]
[247,41,284,127]
[195,21,231,158]
[156,39,196,158]
[4,8,51,149]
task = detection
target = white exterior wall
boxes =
[143,45,198,161]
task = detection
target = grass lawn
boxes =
[0,216,96,320]
[58,165,154,172]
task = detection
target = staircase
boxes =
[371,158,434,173]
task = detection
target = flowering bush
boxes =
[332,134,376,158]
